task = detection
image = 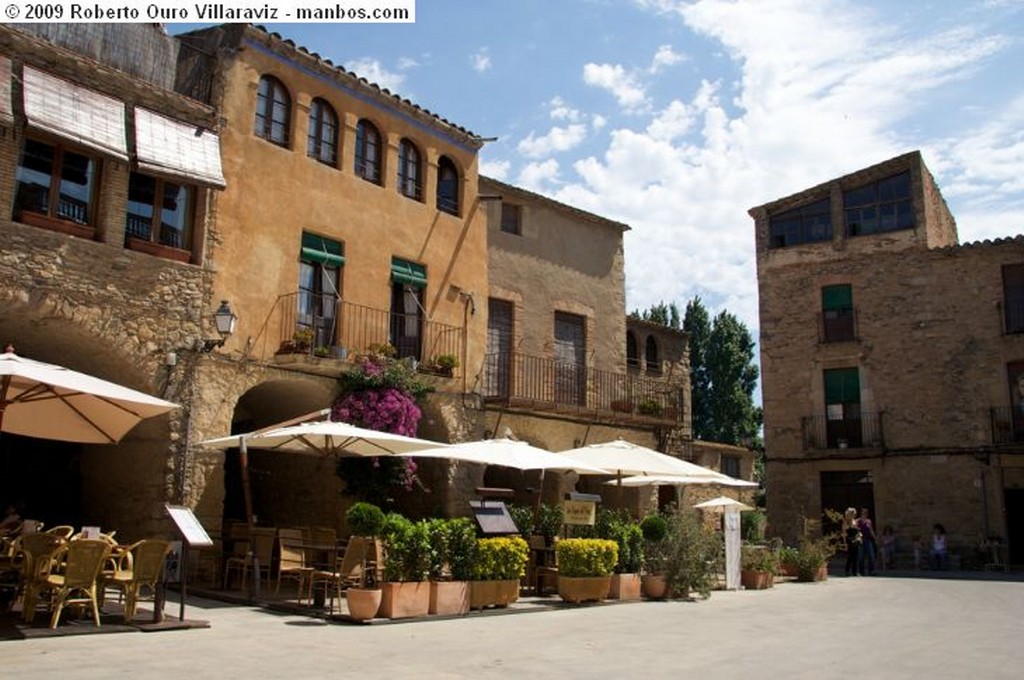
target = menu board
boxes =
[164,505,214,547]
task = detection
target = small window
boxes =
[14,138,97,231]
[844,171,913,236]
[355,119,382,184]
[500,202,521,235]
[307,98,338,166]
[721,455,741,479]
[769,198,831,248]
[436,156,460,216]
[397,138,422,200]
[254,75,290,147]
[626,331,640,369]
[125,172,194,253]
[821,284,856,343]
[1004,264,1024,334]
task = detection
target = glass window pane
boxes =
[159,182,190,248]
[15,139,55,215]
[57,150,93,224]
[126,173,156,240]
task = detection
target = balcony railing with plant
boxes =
[251,292,463,370]
[801,413,884,450]
[481,351,682,423]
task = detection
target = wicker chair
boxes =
[30,538,111,628]
[16,532,67,622]
[104,539,171,622]
[275,529,313,601]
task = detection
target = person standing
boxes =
[930,524,948,570]
[857,508,876,575]
[843,507,862,576]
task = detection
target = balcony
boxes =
[481,352,683,425]
[253,292,463,371]
[801,413,883,450]
[990,406,1024,444]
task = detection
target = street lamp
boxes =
[199,300,237,352]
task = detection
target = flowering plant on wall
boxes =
[333,344,432,505]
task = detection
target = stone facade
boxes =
[752,150,1024,564]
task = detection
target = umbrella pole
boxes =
[239,437,259,601]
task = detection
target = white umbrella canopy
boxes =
[199,420,449,457]
[398,437,610,474]
[693,496,754,512]
[0,351,179,444]
[558,439,714,477]
[607,473,759,488]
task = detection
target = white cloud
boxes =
[518,159,560,190]
[517,124,588,158]
[592,115,608,131]
[480,159,511,181]
[397,57,419,70]
[344,58,406,93]
[583,62,648,111]
[471,48,492,73]
[649,44,685,73]
[549,96,583,122]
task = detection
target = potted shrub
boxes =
[506,503,535,540]
[470,536,529,610]
[426,518,475,616]
[343,502,385,621]
[536,503,564,547]
[640,513,669,599]
[660,508,723,600]
[556,538,617,603]
[379,513,432,619]
[292,327,314,353]
[779,545,800,577]
[599,509,643,600]
[793,536,835,582]
[740,543,780,590]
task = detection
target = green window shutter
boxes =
[824,368,860,404]
[391,257,427,288]
[822,284,852,311]
[300,232,344,267]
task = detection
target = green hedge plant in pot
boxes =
[343,501,386,620]
[469,536,529,610]
[599,509,644,600]
[793,536,835,582]
[555,538,618,604]
[379,513,432,619]
[639,513,669,599]
[426,518,475,616]
[740,543,780,590]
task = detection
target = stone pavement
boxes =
[3,572,1023,679]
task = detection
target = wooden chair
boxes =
[222,523,250,590]
[29,538,111,628]
[104,539,171,622]
[16,532,67,621]
[275,529,313,601]
[224,527,275,592]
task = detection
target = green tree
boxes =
[630,301,681,329]
[683,297,712,440]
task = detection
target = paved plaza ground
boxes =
[3,571,1023,679]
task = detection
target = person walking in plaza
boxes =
[843,507,862,576]
[857,508,877,575]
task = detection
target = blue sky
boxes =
[175,0,1024,333]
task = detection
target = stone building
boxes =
[751,150,1024,566]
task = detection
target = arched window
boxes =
[254,75,290,147]
[398,138,422,200]
[436,156,460,215]
[354,119,382,184]
[645,336,661,374]
[307,98,338,165]
[626,331,640,369]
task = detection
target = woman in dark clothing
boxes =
[843,507,862,576]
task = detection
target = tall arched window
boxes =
[354,119,382,184]
[436,156,459,215]
[626,331,640,369]
[398,138,422,200]
[254,75,290,147]
[307,98,338,166]
[645,336,661,374]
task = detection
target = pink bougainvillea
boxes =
[331,387,422,437]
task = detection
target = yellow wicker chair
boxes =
[31,538,111,628]
[17,532,67,622]
[104,539,171,622]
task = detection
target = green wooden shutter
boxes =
[824,368,860,404]
[391,257,427,288]
[300,232,344,267]
[822,284,852,311]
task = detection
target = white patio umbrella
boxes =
[0,350,178,444]
[398,437,610,474]
[557,439,714,477]
[693,496,754,512]
[606,473,758,488]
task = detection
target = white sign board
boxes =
[165,505,214,547]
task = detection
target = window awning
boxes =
[301,232,344,267]
[22,66,127,160]
[135,107,226,188]
[391,257,427,288]
[0,57,12,125]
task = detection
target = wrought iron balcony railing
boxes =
[482,351,683,423]
[990,406,1024,444]
[801,413,883,450]
[252,292,463,369]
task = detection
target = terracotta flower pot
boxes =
[380,582,430,619]
[346,588,382,621]
[741,569,774,590]
[608,573,642,600]
[558,575,611,604]
[429,581,470,616]
[642,574,668,599]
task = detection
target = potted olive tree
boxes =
[740,543,780,590]
[556,538,618,604]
